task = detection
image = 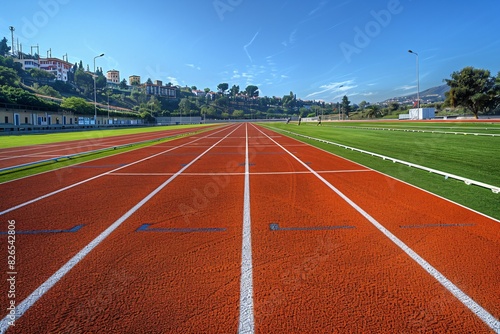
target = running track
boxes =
[0,126,217,170]
[0,124,499,333]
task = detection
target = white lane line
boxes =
[0,125,242,333]
[238,123,255,334]
[0,125,236,216]
[252,124,500,333]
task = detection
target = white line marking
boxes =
[0,125,241,333]
[238,123,255,334]
[252,124,500,333]
[108,170,371,177]
[0,125,236,216]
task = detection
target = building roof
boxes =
[39,57,73,67]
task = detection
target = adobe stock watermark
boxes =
[5,219,17,328]
[339,0,404,63]
[213,0,243,21]
[21,0,70,39]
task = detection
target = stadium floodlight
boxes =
[408,50,420,109]
[94,53,105,125]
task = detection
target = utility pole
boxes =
[9,26,15,56]
[408,50,420,109]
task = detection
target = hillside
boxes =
[383,84,450,104]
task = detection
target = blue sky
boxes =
[2,0,500,104]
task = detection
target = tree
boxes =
[215,96,229,108]
[217,83,228,94]
[0,37,10,56]
[388,101,400,112]
[365,105,381,119]
[341,95,351,117]
[74,69,94,96]
[443,88,456,108]
[179,98,193,115]
[95,72,107,90]
[0,85,58,109]
[29,68,55,82]
[140,111,156,123]
[245,85,259,97]
[230,84,240,97]
[148,95,161,114]
[0,66,19,86]
[282,91,296,110]
[60,96,94,114]
[232,109,245,118]
[0,55,23,74]
[37,85,62,98]
[444,67,498,119]
[201,105,217,118]
[146,78,153,85]
[119,79,128,89]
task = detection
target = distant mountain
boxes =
[382,84,450,104]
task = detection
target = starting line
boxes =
[136,224,226,233]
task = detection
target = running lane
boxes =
[0,124,246,333]
[249,124,497,333]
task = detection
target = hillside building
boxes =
[106,69,120,84]
[38,57,73,82]
[129,75,141,86]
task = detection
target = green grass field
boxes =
[327,120,500,134]
[0,124,214,149]
[263,121,500,220]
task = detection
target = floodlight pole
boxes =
[93,53,104,126]
[338,85,344,121]
[408,50,420,109]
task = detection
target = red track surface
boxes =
[0,126,215,170]
[0,123,499,333]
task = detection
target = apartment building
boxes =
[129,75,141,85]
[106,69,120,84]
[38,57,73,82]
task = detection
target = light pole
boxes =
[107,88,111,125]
[337,85,344,121]
[9,26,15,56]
[408,50,420,109]
[93,53,104,126]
